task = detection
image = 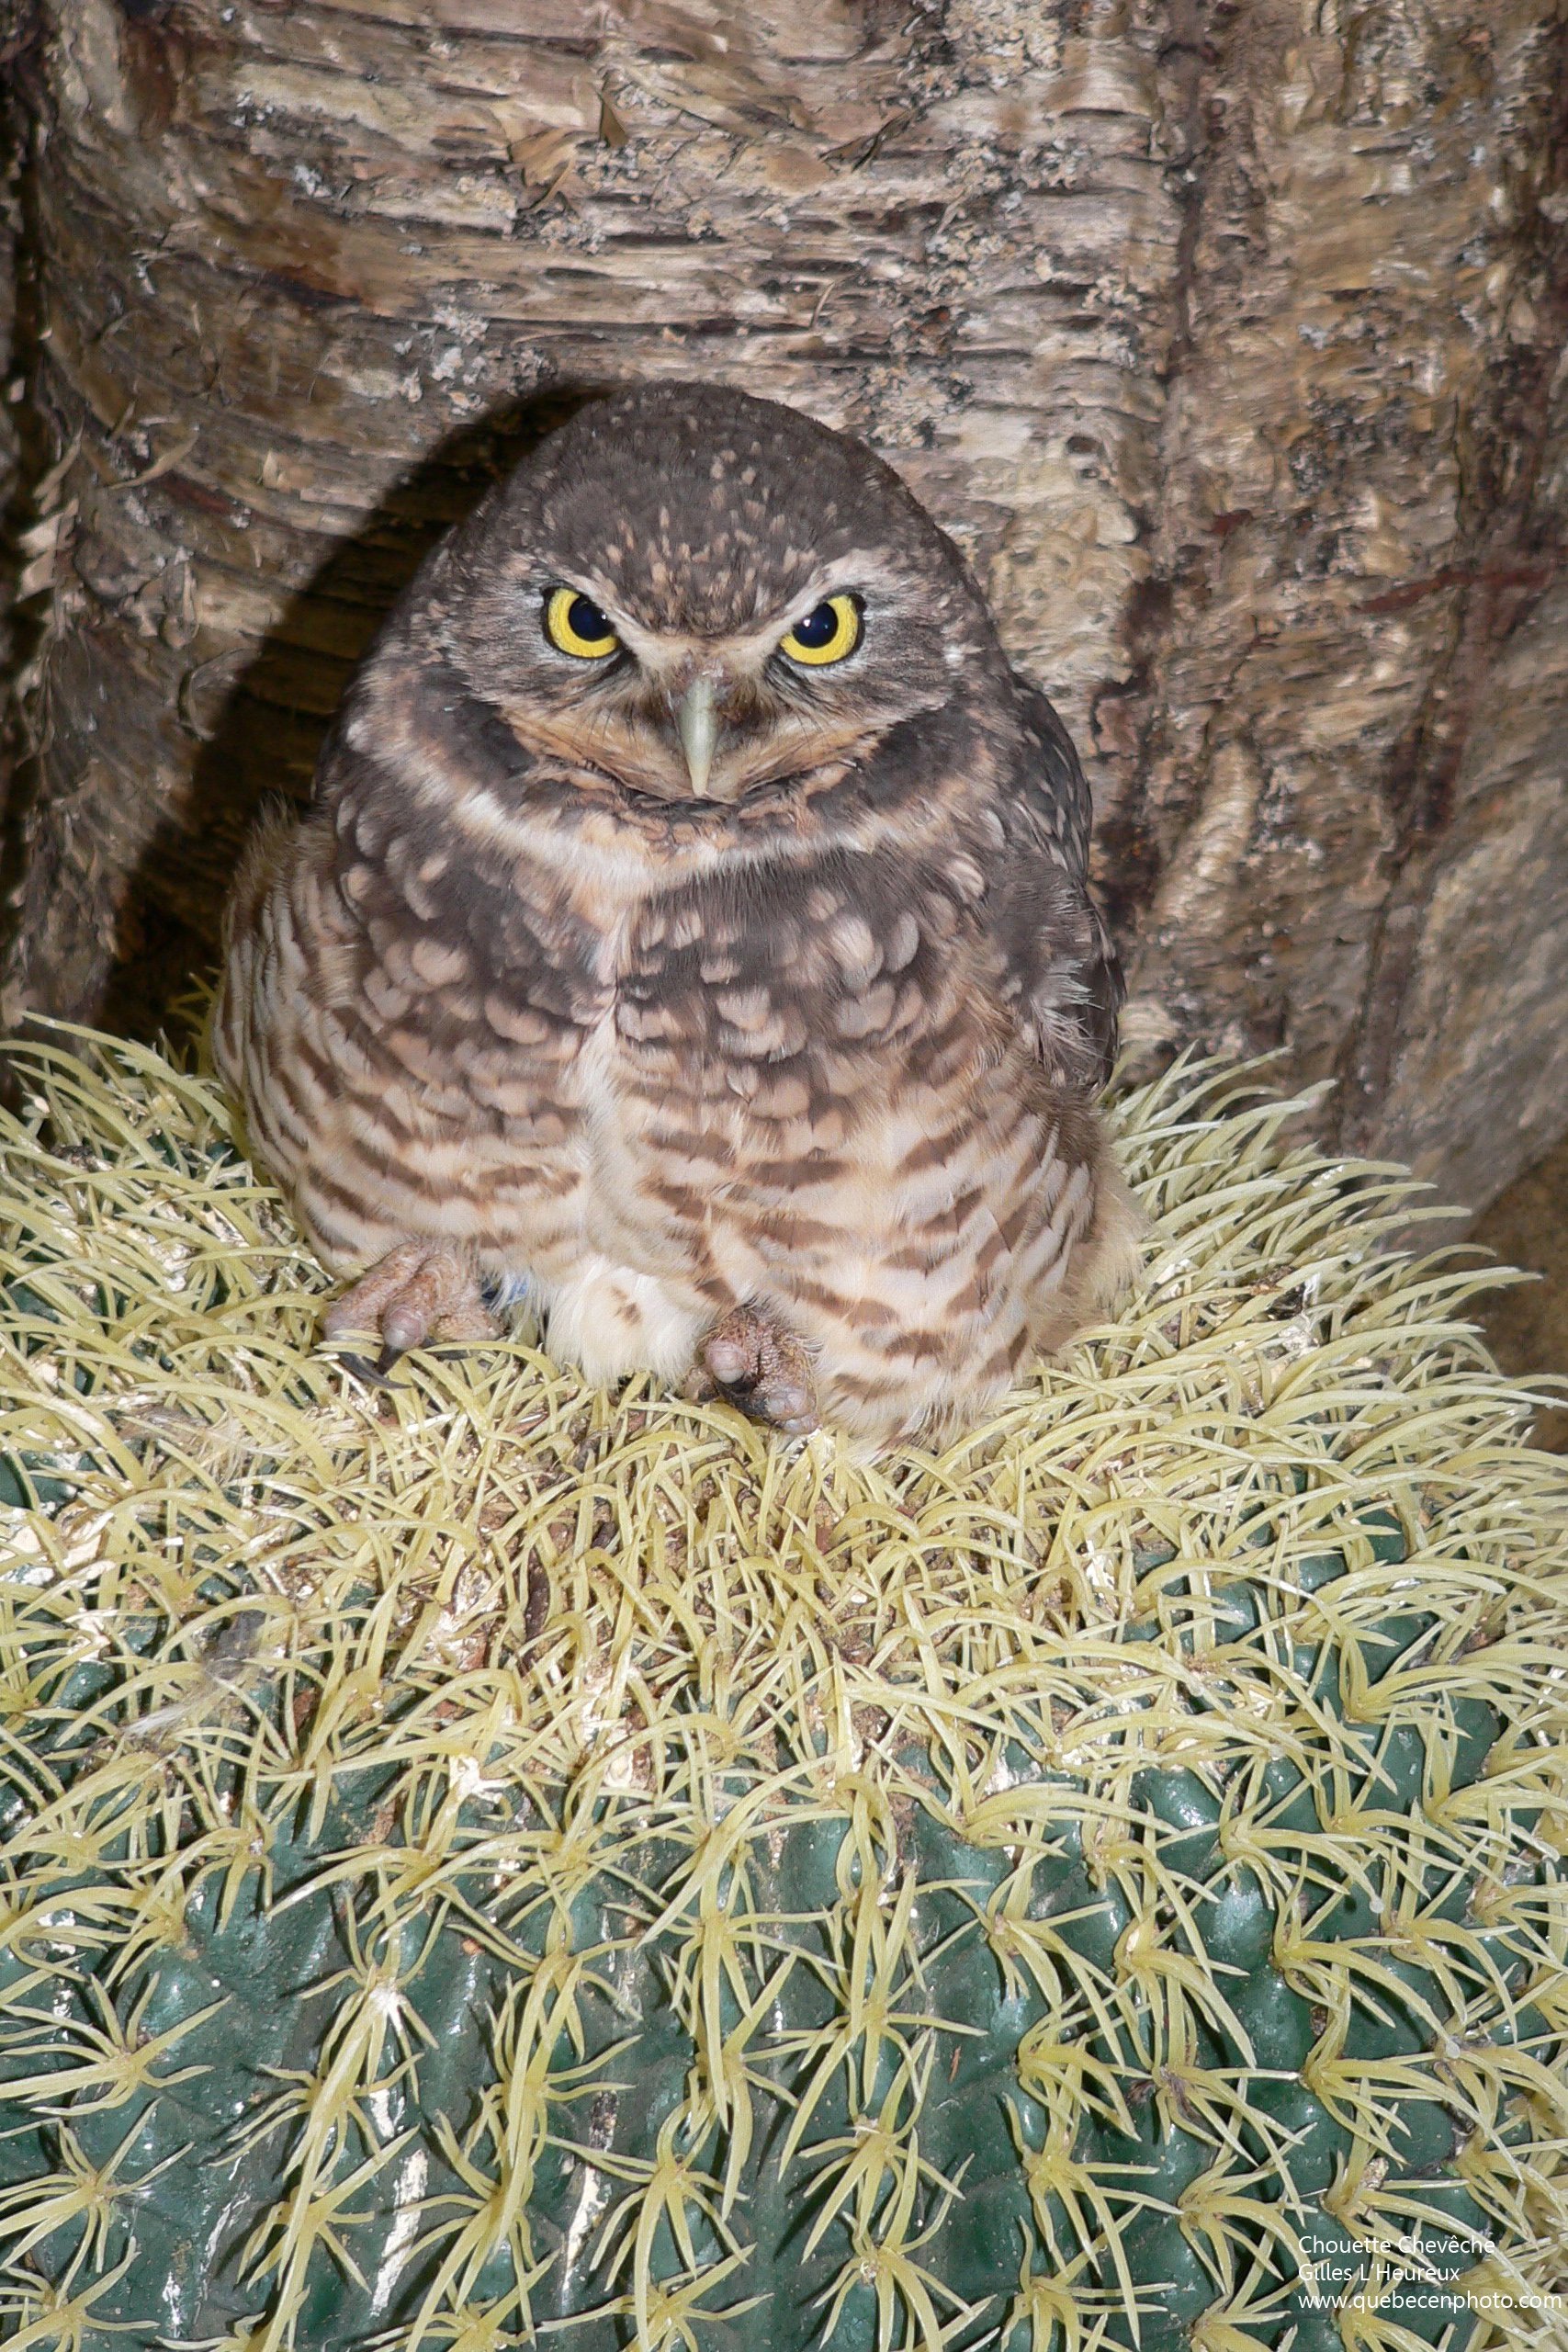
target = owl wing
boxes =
[990,675,1124,1093]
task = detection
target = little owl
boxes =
[215,383,1138,1446]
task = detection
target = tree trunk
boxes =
[2,0,1564,1212]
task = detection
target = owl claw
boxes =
[332,1348,397,1389]
[321,1242,502,1367]
[692,1303,818,1436]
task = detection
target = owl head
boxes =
[426,383,1005,808]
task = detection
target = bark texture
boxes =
[1,0,1564,1208]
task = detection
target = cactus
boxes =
[1,1030,1565,2352]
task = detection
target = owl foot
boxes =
[691,1303,818,1436]
[322,1243,501,1377]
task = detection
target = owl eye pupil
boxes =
[568,594,609,639]
[792,602,839,649]
[544,585,619,660]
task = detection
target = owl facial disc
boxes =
[443,382,1004,809]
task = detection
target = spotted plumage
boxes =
[214,383,1137,1446]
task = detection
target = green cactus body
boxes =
[1,1035,1564,2350]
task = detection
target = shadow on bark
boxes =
[6,382,612,1046]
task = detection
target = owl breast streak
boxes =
[241,814,1086,1443]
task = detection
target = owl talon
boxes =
[321,1243,501,1363]
[693,1303,818,1436]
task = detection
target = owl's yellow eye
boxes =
[780,593,863,667]
[545,586,619,660]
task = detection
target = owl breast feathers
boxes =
[214,381,1139,1447]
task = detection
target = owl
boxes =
[214,383,1138,1448]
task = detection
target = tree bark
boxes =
[1,0,1564,1210]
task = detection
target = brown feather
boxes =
[214,383,1136,1447]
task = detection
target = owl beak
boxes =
[676,674,719,797]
